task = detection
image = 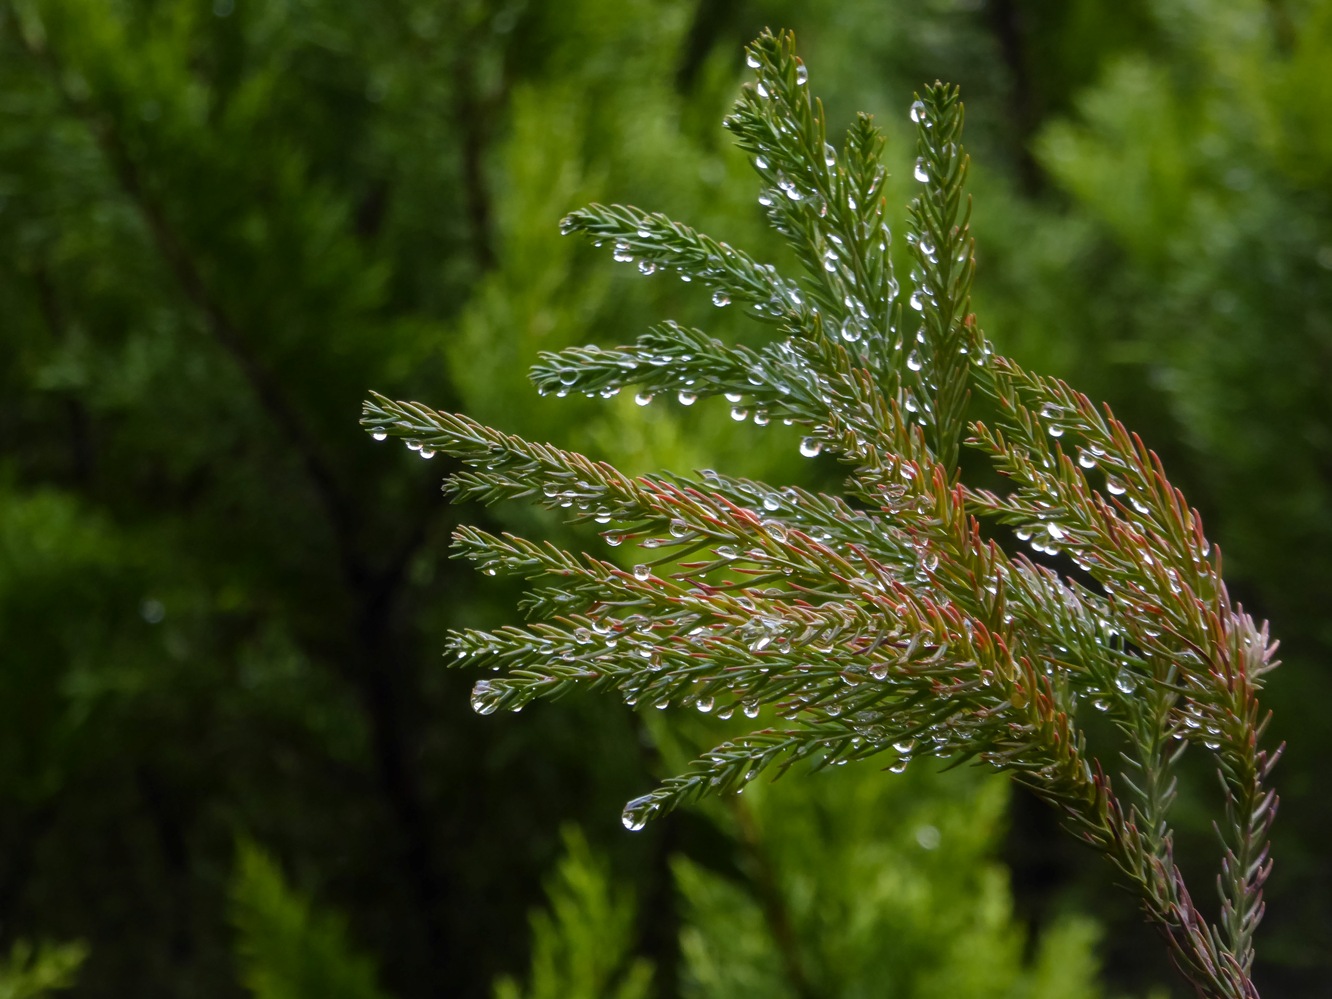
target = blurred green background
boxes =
[1,0,1329,996]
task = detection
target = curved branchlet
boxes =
[362,29,1278,999]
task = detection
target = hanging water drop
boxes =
[795,63,808,85]
[712,290,731,307]
[696,695,715,713]
[633,564,651,581]
[755,154,769,170]
[621,795,659,831]
[678,391,697,406]
[799,437,822,457]
[909,290,924,311]
[372,431,388,441]
[746,52,760,69]
[1106,475,1127,496]
[909,99,926,123]
[470,680,502,716]
[730,406,748,421]
[906,350,923,371]
[743,699,760,719]
[634,391,653,406]
[613,242,633,262]
[638,260,656,275]
[419,447,435,459]
[914,158,929,183]
[1114,668,1138,694]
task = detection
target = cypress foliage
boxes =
[364,31,1280,999]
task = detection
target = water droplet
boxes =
[1106,475,1127,496]
[419,446,436,459]
[635,391,653,406]
[906,350,923,371]
[730,406,748,421]
[795,64,808,85]
[633,564,651,581]
[405,439,422,451]
[711,290,731,308]
[909,290,924,311]
[470,680,502,715]
[840,318,861,343]
[758,192,774,207]
[605,534,624,547]
[1046,523,1067,541]
[753,411,769,426]
[371,430,388,441]
[613,242,633,262]
[638,260,656,275]
[1114,668,1137,694]
[697,696,715,713]
[621,795,659,831]
[1078,449,1097,469]
[754,154,769,170]
[823,143,836,167]
[756,81,769,99]
[746,53,760,69]
[799,437,822,457]
[1039,402,1063,421]
[762,494,780,512]
[909,99,926,123]
[678,391,697,406]
[1047,425,1064,438]
[743,699,760,719]
[914,158,929,183]
[669,519,689,538]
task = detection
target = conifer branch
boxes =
[362,30,1279,999]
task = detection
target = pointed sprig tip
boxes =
[362,29,1279,999]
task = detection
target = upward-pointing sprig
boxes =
[362,30,1279,999]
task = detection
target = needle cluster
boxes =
[362,30,1280,998]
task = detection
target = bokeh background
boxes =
[2,0,1330,996]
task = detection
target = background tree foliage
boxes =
[0,0,1326,997]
